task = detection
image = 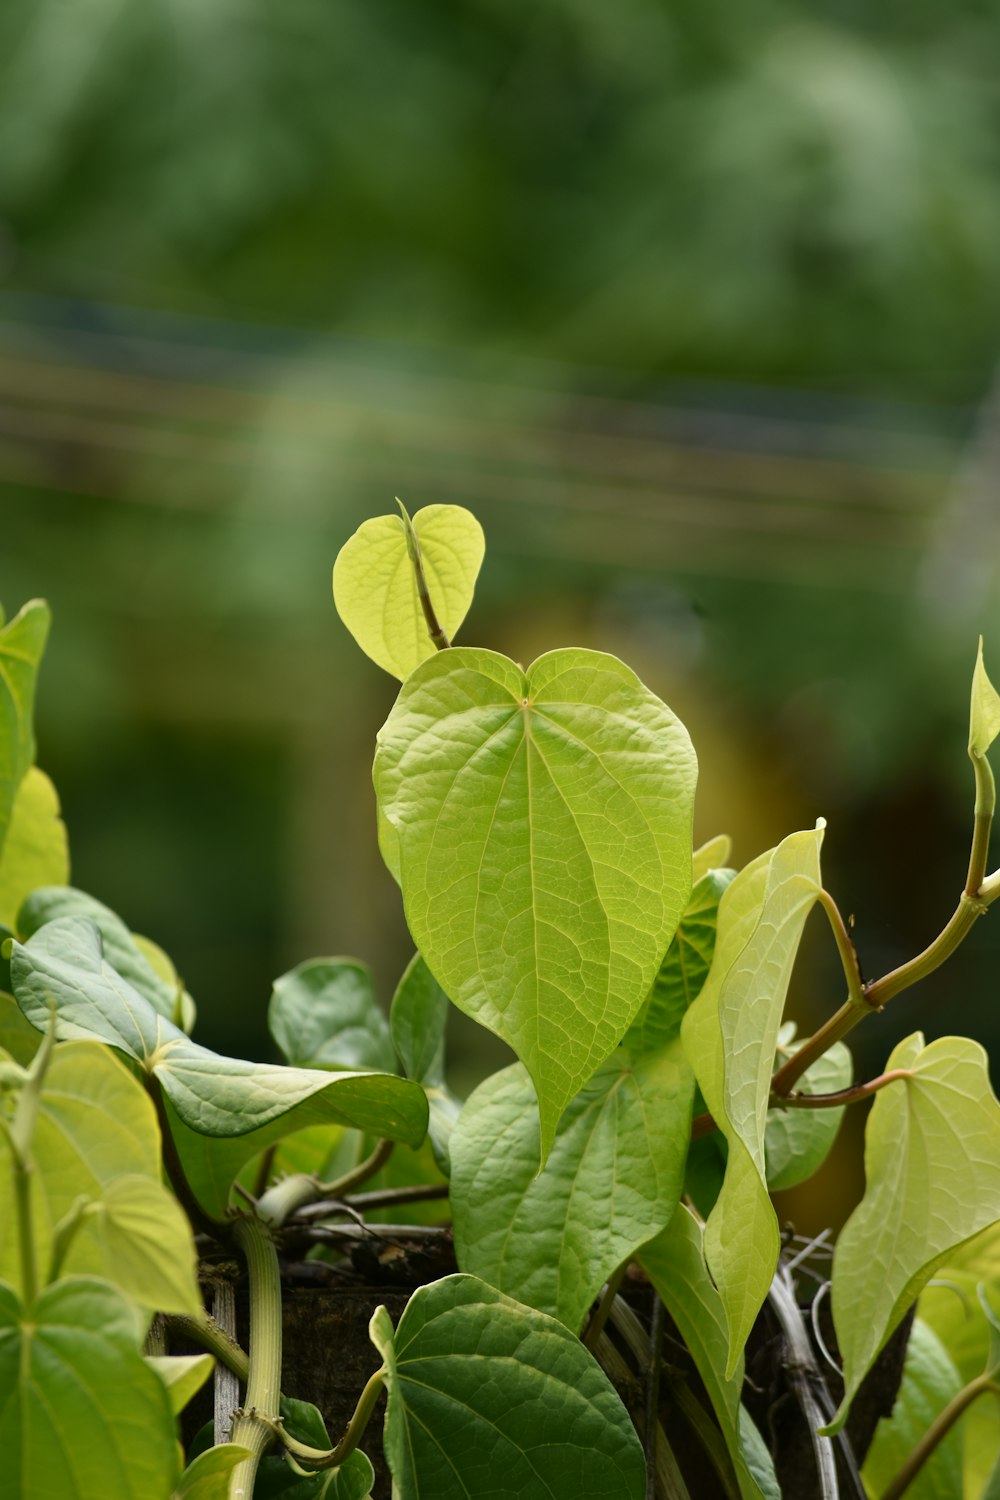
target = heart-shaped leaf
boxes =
[370,1273,645,1498]
[860,1319,964,1500]
[390,952,461,1172]
[639,1205,778,1500]
[269,958,395,1072]
[7,918,428,1216]
[681,823,824,1374]
[19,886,195,1030]
[450,1039,693,1331]
[63,1174,202,1316]
[375,646,697,1160]
[626,867,732,1054]
[0,1275,180,1499]
[0,600,50,862]
[333,503,485,679]
[0,769,69,929]
[826,1032,1000,1433]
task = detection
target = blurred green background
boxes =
[4,0,1000,1228]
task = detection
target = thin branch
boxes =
[773,1068,914,1111]
[879,1376,1000,1500]
[816,888,865,1005]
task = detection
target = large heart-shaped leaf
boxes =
[0,769,69,929]
[860,1319,964,1500]
[333,503,485,679]
[826,1031,1000,1432]
[19,886,195,1030]
[0,600,50,862]
[269,957,396,1073]
[0,1275,180,1499]
[681,824,824,1373]
[375,646,697,1159]
[639,1205,778,1500]
[390,952,461,1172]
[450,1039,693,1332]
[7,918,428,1216]
[0,1039,200,1313]
[370,1273,645,1498]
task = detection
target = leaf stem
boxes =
[816,888,865,1004]
[397,499,450,651]
[772,1068,914,1111]
[966,741,996,896]
[256,1138,396,1228]
[263,1364,386,1471]
[166,1310,250,1383]
[229,1215,283,1500]
[879,1375,1000,1500]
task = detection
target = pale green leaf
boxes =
[0,1039,163,1297]
[333,503,485,679]
[827,1032,1000,1433]
[148,1354,215,1416]
[450,1038,693,1331]
[765,1037,852,1191]
[64,1174,202,1316]
[132,933,196,1032]
[681,824,824,1373]
[0,600,50,862]
[7,917,429,1217]
[269,958,395,1073]
[970,637,1000,758]
[626,867,732,1054]
[375,645,697,1160]
[0,769,69,929]
[639,1205,778,1500]
[390,952,461,1172]
[19,886,195,1028]
[173,1446,251,1500]
[861,1319,964,1500]
[370,1273,645,1498]
[692,834,733,881]
[0,1275,180,1499]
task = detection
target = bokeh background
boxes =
[4,1,1000,1229]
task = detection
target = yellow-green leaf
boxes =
[692,834,732,881]
[970,637,1000,759]
[826,1033,1000,1434]
[0,600,50,862]
[0,768,69,929]
[681,823,824,1374]
[333,503,484,679]
[147,1354,215,1416]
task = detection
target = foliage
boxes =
[2,504,1000,1496]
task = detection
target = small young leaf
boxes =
[375,645,697,1160]
[639,1206,779,1500]
[626,867,733,1054]
[692,834,733,881]
[333,503,485,679]
[0,769,69,929]
[681,824,824,1373]
[0,1275,180,1499]
[970,637,1000,758]
[861,1319,964,1500]
[370,1273,646,1498]
[450,1038,693,1331]
[147,1353,215,1416]
[269,958,396,1073]
[826,1032,1000,1433]
[0,600,50,862]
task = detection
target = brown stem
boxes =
[774,1068,914,1111]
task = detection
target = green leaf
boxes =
[269,958,396,1072]
[0,600,50,862]
[19,886,195,1029]
[970,637,1000,758]
[370,1273,645,1498]
[638,1205,777,1500]
[255,1449,376,1499]
[826,1032,1000,1433]
[764,1036,852,1191]
[333,503,485,680]
[0,991,41,1065]
[626,867,733,1054]
[375,645,697,1160]
[692,834,732,881]
[0,769,69,929]
[173,1445,251,1499]
[681,824,824,1374]
[63,1174,202,1316]
[148,1353,216,1416]
[8,917,429,1216]
[450,1040,693,1331]
[390,952,461,1173]
[861,1319,964,1500]
[0,1275,180,1499]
